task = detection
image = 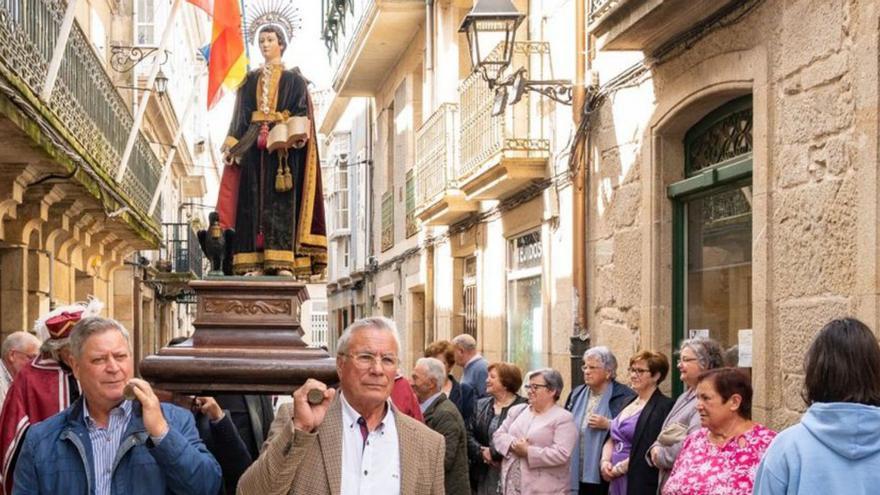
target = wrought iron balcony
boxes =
[381,190,394,252]
[404,169,417,238]
[587,0,739,53]
[458,42,550,201]
[414,103,476,226]
[154,223,203,300]
[0,0,163,226]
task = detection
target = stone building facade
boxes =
[0,0,213,366]
[585,0,879,427]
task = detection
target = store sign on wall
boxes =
[509,231,542,271]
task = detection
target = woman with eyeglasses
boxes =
[565,346,635,495]
[493,368,576,495]
[647,337,723,490]
[599,351,673,495]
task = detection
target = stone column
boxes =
[0,245,29,338]
[27,248,50,327]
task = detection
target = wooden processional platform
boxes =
[140,278,338,395]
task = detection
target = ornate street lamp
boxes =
[116,68,168,97]
[458,0,525,87]
[460,0,573,111]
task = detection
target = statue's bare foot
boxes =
[244,270,264,277]
[276,269,294,277]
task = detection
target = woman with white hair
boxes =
[647,336,723,490]
[565,346,636,495]
[493,368,577,494]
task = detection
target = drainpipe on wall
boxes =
[570,0,590,389]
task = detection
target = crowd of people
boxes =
[0,305,879,494]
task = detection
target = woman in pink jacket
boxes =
[494,368,578,494]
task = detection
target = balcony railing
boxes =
[160,223,203,278]
[458,42,550,182]
[415,103,459,208]
[0,0,163,223]
[589,0,616,24]
[381,190,394,252]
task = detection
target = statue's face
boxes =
[259,31,283,61]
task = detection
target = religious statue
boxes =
[215,24,327,277]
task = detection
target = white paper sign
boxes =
[689,329,710,339]
[738,329,753,367]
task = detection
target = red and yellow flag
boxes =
[186,0,213,15]
[206,0,248,109]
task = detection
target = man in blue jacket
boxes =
[12,316,221,495]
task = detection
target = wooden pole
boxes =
[572,0,587,334]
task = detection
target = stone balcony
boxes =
[457,43,550,202]
[326,0,424,95]
[414,103,477,226]
[587,0,740,53]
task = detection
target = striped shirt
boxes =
[83,400,133,495]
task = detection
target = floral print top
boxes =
[662,424,776,495]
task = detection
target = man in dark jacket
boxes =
[413,357,470,495]
[12,317,221,495]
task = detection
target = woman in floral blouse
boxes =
[662,368,775,495]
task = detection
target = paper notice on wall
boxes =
[738,329,753,367]
[689,329,710,339]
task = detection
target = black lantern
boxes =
[459,0,525,87]
[154,69,169,96]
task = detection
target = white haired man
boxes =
[452,334,489,397]
[412,357,471,495]
[238,317,445,494]
[12,316,221,494]
[0,332,41,407]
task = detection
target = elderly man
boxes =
[411,357,470,495]
[238,317,445,494]
[12,316,221,494]
[452,334,488,397]
[0,300,103,495]
[0,332,41,406]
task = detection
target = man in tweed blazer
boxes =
[237,317,445,495]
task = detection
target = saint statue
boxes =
[215,25,327,277]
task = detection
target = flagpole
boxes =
[115,0,184,183]
[239,0,250,70]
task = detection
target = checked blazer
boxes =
[236,397,445,494]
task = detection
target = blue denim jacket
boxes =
[13,398,222,495]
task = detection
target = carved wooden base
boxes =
[140,277,338,394]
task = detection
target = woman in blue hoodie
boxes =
[754,317,880,494]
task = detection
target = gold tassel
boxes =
[275,152,286,192]
[283,159,293,191]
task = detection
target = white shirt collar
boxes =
[339,392,394,430]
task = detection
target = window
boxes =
[669,95,753,394]
[506,230,543,372]
[336,161,349,230]
[341,237,350,269]
[135,0,155,45]
[463,256,477,338]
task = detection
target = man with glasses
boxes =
[0,332,41,408]
[238,317,445,494]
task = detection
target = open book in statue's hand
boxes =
[268,116,310,152]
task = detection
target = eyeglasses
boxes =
[523,383,550,391]
[628,367,651,375]
[12,350,38,360]
[678,357,699,365]
[343,352,399,370]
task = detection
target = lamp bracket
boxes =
[110,45,170,73]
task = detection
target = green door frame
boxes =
[666,95,753,396]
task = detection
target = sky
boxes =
[206,0,332,148]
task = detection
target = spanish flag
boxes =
[187,0,212,15]
[206,0,248,109]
